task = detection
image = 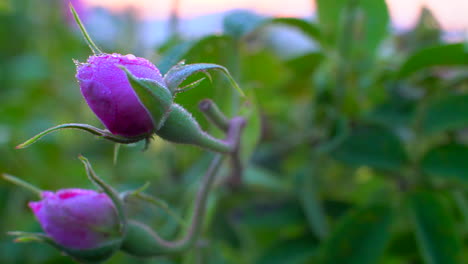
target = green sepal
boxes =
[120,187,187,227]
[118,66,173,130]
[163,62,244,97]
[69,3,103,54]
[121,220,175,257]
[2,174,42,197]
[16,123,147,149]
[8,231,121,263]
[79,156,128,235]
[156,104,231,153]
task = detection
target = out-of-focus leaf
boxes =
[241,49,288,90]
[223,10,266,39]
[239,200,305,230]
[158,41,194,74]
[398,43,468,77]
[256,236,318,264]
[422,94,468,134]
[318,0,389,52]
[286,52,325,76]
[296,171,329,240]
[0,0,12,13]
[238,94,261,164]
[244,166,289,193]
[223,10,321,43]
[321,205,393,264]
[399,7,442,50]
[158,35,233,74]
[452,191,468,235]
[358,0,390,54]
[316,0,347,42]
[368,98,416,128]
[407,191,463,264]
[267,18,322,43]
[332,124,408,170]
[421,143,468,181]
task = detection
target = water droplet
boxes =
[125,54,137,60]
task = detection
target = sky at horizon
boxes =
[83,0,468,31]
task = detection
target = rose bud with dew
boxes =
[75,53,165,138]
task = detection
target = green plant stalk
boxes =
[79,156,128,235]
[121,117,245,255]
[124,154,224,253]
[199,99,229,132]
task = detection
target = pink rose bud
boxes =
[29,189,120,250]
[76,53,164,137]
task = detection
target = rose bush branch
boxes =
[7,5,249,263]
[17,6,244,154]
[199,100,246,187]
[6,114,245,260]
[121,154,224,256]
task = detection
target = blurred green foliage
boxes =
[1,0,468,263]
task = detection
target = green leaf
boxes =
[286,52,325,76]
[256,236,318,264]
[398,43,468,77]
[407,191,463,264]
[222,10,322,43]
[321,205,393,264]
[316,0,347,42]
[244,166,289,193]
[238,93,261,164]
[119,66,173,130]
[421,143,468,181]
[332,124,408,170]
[331,0,389,65]
[296,171,329,240]
[358,0,390,54]
[422,94,468,134]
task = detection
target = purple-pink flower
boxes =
[29,189,119,250]
[76,53,164,137]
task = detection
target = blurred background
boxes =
[1,0,467,263]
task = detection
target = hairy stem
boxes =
[133,154,223,252]
[199,99,229,132]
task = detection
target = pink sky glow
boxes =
[84,0,468,31]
